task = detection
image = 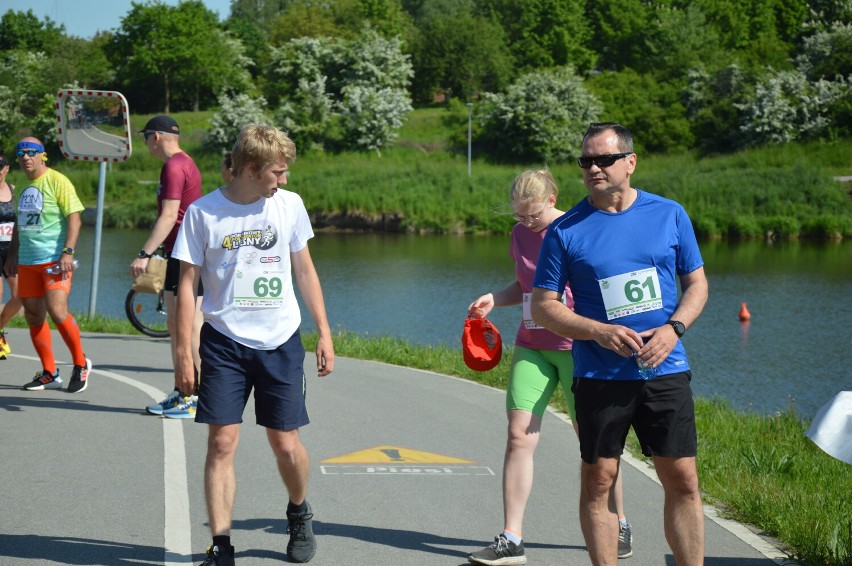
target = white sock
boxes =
[501,530,522,545]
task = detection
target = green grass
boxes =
[22,108,852,240]
[6,312,849,565]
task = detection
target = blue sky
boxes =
[1,0,233,39]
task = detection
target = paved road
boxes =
[0,328,793,565]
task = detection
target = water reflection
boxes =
[7,230,848,418]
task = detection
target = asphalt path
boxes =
[0,328,793,565]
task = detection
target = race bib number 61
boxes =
[599,267,663,320]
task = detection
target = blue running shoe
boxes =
[163,395,197,419]
[147,389,180,415]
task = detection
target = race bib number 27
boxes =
[599,267,663,320]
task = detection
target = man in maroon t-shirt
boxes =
[130,115,204,418]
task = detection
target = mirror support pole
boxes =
[88,161,107,316]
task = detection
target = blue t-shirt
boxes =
[534,190,704,380]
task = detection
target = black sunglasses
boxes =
[577,152,633,169]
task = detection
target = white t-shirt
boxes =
[172,188,314,350]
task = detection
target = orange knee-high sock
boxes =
[29,322,56,374]
[56,315,86,366]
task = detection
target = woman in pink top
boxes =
[467,170,632,565]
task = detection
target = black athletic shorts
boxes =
[165,255,203,296]
[572,372,697,464]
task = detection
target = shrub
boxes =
[204,91,272,152]
[477,66,601,163]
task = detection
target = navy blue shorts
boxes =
[572,372,697,464]
[196,323,310,431]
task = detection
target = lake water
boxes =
[5,229,850,419]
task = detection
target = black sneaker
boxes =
[468,534,527,565]
[23,369,62,391]
[199,545,235,566]
[286,501,316,563]
[67,358,92,393]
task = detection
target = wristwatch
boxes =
[138,249,153,258]
[62,246,74,255]
[667,320,686,338]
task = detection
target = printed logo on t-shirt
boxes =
[17,186,43,232]
[221,224,278,251]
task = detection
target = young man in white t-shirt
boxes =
[171,124,334,566]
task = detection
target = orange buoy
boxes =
[738,302,751,321]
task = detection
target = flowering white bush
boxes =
[338,84,412,156]
[205,91,271,151]
[736,69,849,145]
[479,67,601,163]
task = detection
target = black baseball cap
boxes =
[140,115,180,135]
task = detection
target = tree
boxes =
[0,50,52,148]
[110,1,232,113]
[267,0,411,45]
[408,2,514,103]
[269,37,337,148]
[474,0,595,72]
[478,66,601,163]
[42,35,115,90]
[0,9,65,51]
[586,69,693,154]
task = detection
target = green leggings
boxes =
[506,346,575,421]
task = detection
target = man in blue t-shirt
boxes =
[532,122,708,565]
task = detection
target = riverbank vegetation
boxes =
[33,107,852,241]
[8,314,848,565]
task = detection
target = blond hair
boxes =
[231,124,297,177]
[510,169,558,206]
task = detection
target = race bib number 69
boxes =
[233,266,287,308]
[599,267,663,320]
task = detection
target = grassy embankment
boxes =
[45,107,852,239]
[8,108,852,565]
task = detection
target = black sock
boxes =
[288,500,307,514]
[212,535,232,553]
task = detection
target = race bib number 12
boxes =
[599,267,663,320]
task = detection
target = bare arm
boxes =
[4,225,18,277]
[635,266,709,367]
[174,261,200,395]
[130,199,180,278]
[292,245,334,376]
[531,287,645,357]
[468,280,523,318]
[60,212,81,272]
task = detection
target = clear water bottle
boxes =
[634,353,658,380]
[45,259,79,274]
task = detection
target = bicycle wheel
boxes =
[125,289,170,338]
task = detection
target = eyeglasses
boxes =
[16,149,41,158]
[513,207,547,224]
[0,159,8,168]
[143,131,156,141]
[577,152,633,169]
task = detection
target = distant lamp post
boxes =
[466,102,474,177]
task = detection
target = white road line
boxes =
[11,355,194,565]
[405,364,795,565]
